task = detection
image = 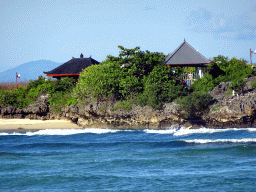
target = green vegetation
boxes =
[251,78,256,89]
[75,45,189,109]
[0,77,77,113]
[99,104,108,113]
[111,98,135,111]
[210,105,220,112]
[229,80,246,94]
[224,88,233,97]
[136,65,188,109]
[190,55,253,93]
[1,48,255,118]
[177,92,213,118]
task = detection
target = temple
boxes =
[44,54,100,80]
[164,39,212,79]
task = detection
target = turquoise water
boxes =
[1,127,256,191]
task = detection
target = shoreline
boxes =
[0,119,83,132]
[1,118,256,132]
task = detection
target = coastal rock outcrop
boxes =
[1,80,256,129]
[204,77,256,128]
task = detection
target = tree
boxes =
[137,65,188,108]
[75,45,169,101]
[191,55,253,93]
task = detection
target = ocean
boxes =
[1,127,256,191]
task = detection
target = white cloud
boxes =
[187,5,256,40]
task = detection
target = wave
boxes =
[0,128,121,136]
[1,127,256,136]
[145,127,256,136]
[144,129,176,134]
[183,138,256,144]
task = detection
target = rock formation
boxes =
[1,77,256,129]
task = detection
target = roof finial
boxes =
[184,38,186,42]
[80,53,83,58]
[90,55,91,58]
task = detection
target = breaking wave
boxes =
[0,128,120,136]
[183,138,256,143]
[145,127,256,136]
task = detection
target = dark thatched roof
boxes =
[44,56,100,76]
[164,39,211,66]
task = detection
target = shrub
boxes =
[137,65,188,109]
[75,46,168,102]
[111,98,135,111]
[75,62,121,101]
[190,73,215,92]
[48,91,77,113]
[0,77,76,109]
[0,87,31,108]
[190,56,253,93]
[229,80,246,94]
[177,92,213,118]
[214,56,253,83]
[251,78,256,89]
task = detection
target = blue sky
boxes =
[1,0,256,73]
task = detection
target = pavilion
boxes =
[164,39,212,80]
[44,54,100,80]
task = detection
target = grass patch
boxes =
[99,104,108,113]
[251,78,256,89]
[210,106,220,112]
[111,99,135,111]
[224,88,233,97]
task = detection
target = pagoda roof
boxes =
[164,39,211,66]
[44,56,100,76]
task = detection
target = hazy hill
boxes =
[0,60,63,82]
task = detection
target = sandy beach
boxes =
[0,119,83,131]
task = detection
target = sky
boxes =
[0,0,256,73]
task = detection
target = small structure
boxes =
[164,39,211,85]
[44,54,100,80]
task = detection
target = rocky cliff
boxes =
[1,77,256,129]
[204,77,256,128]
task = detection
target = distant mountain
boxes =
[0,60,63,82]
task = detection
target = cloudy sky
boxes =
[1,0,256,72]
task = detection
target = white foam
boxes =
[0,128,120,136]
[145,127,256,136]
[247,128,256,132]
[144,125,178,134]
[0,132,24,136]
[173,127,233,136]
[183,138,256,143]
[175,128,256,136]
[144,129,176,134]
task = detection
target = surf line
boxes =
[176,124,192,131]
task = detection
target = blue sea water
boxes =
[1,127,256,191]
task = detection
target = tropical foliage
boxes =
[177,92,213,118]
[190,55,253,93]
[75,45,188,109]
[1,48,255,117]
[0,77,77,112]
